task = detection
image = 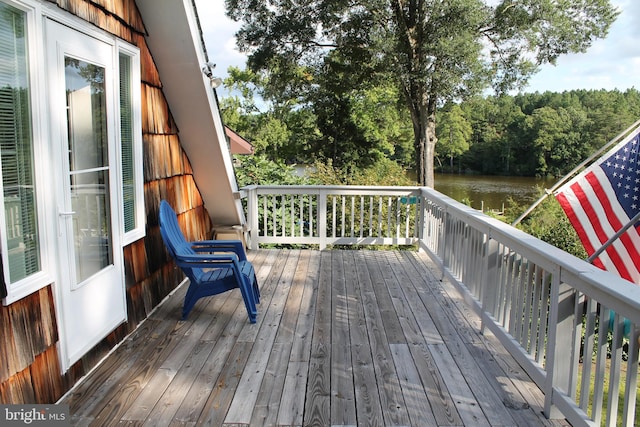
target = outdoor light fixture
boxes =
[209,77,223,88]
[201,62,222,89]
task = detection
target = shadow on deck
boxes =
[61,249,570,426]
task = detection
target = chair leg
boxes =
[252,273,260,304]
[182,282,199,320]
[238,277,257,323]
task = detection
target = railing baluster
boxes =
[360,196,364,238]
[592,306,610,425]
[386,197,392,238]
[289,194,296,237]
[331,195,336,238]
[350,196,355,238]
[262,195,267,238]
[580,297,597,412]
[607,312,624,427]
[368,196,373,237]
[378,197,383,237]
[622,326,638,426]
[341,196,346,237]
[299,194,304,237]
[395,197,400,238]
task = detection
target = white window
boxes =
[117,47,144,244]
[0,1,46,302]
[0,0,143,303]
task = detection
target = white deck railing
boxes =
[241,184,639,426]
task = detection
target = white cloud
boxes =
[525,0,640,93]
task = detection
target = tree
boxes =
[523,105,589,176]
[220,66,319,163]
[436,104,472,172]
[225,0,618,187]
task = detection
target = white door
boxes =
[47,20,126,367]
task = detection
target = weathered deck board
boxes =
[60,249,570,427]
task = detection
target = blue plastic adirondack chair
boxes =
[159,200,260,323]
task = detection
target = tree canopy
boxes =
[225,0,619,186]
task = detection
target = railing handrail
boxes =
[420,187,640,325]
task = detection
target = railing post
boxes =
[245,186,259,250]
[318,188,327,250]
[544,270,575,419]
[418,190,426,246]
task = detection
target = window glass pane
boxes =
[65,58,108,171]
[0,3,40,283]
[65,57,112,283]
[119,52,135,233]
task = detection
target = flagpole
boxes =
[587,210,640,263]
[511,118,640,227]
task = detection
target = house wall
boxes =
[0,0,213,404]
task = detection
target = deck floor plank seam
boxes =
[380,250,463,426]
[277,250,320,426]
[303,250,333,427]
[330,251,357,425]
[358,251,412,426]
[344,250,385,427]
[226,250,300,424]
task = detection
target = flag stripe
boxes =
[555,191,607,271]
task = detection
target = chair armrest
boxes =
[190,240,246,261]
[174,252,240,268]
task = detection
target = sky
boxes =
[194,0,639,96]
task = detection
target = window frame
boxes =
[0,0,54,304]
[116,42,144,245]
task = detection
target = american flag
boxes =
[554,127,640,284]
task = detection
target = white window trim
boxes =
[116,41,145,246]
[1,0,145,304]
[0,0,54,305]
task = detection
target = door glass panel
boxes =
[65,57,112,283]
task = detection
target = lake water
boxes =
[433,173,558,212]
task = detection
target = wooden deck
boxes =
[61,249,569,426]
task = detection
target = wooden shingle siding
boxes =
[138,33,161,86]
[0,287,57,383]
[54,0,144,39]
[0,367,35,404]
[31,346,66,403]
[141,85,178,135]
[144,134,191,181]
[0,0,213,405]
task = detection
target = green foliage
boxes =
[233,154,308,188]
[308,158,415,186]
[224,70,640,181]
[506,191,588,259]
[460,90,640,177]
[436,104,473,172]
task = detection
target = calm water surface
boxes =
[433,173,557,212]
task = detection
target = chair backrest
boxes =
[159,200,201,281]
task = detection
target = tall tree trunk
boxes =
[411,119,425,185]
[425,107,437,188]
[409,91,438,187]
